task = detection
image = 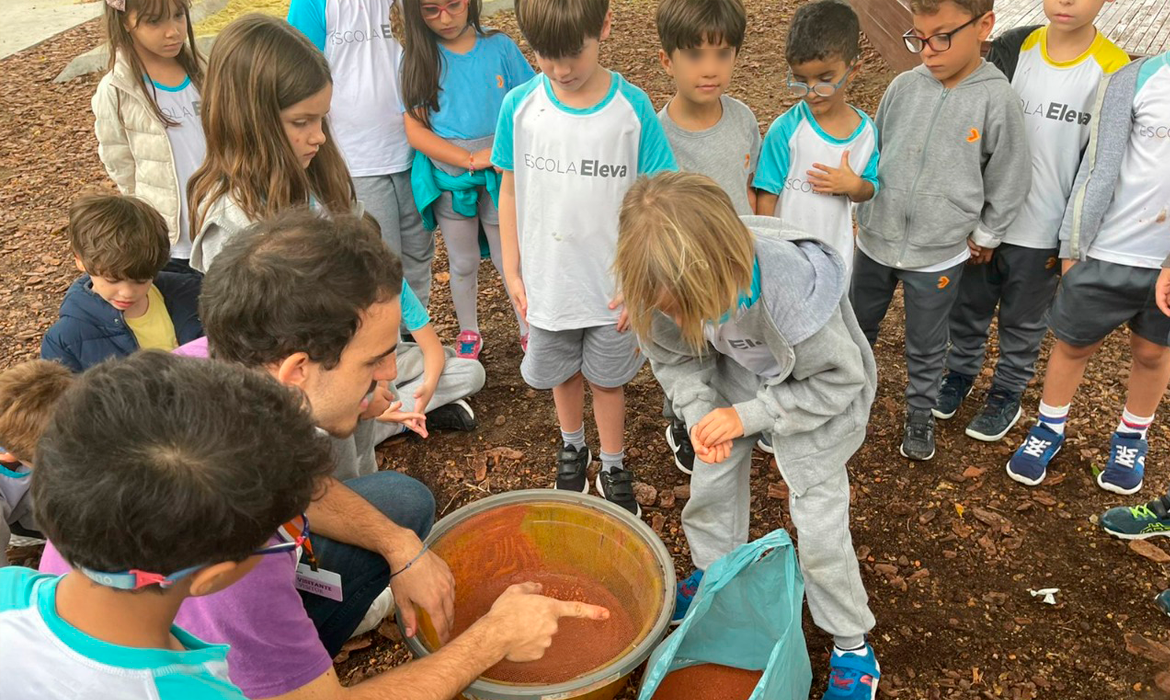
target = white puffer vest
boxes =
[91,51,192,247]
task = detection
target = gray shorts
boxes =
[1048,258,1170,347]
[433,188,499,226]
[521,323,645,389]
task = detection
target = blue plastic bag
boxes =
[637,529,812,700]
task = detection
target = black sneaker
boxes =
[426,399,477,432]
[965,387,1022,442]
[900,409,936,461]
[664,420,695,475]
[555,444,591,493]
[596,468,642,516]
[932,371,974,420]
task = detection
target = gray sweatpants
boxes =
[682,360,874,643]
[946,244,1060,393]
[851,250,966,411]
[354,172,434,308]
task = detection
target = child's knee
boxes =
[1131,336,1170,368]
[1053,338,1099,361]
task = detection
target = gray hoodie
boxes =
[857,61,1031,268]
[643,216,877,496]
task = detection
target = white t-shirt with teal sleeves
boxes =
[151,77,205,259]
[1088,52,1170,269]
[287,0,412,177]
[492,72,678,331]
[754,101,878,274]
[0,569,246,699]
[430,32,534,141]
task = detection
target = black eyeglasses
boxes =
[902,14,985,53]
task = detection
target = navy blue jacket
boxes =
[41,273,203,372]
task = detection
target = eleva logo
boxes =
[522,154,630,178]
[328,23,393,46]
[1020,100,1091,125]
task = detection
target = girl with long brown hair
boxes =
[401,0,534,359]
[187,13,354,272]
[92,0,205,272]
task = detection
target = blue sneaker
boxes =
[1098,432,1146,495]
[825,644,880,700]
[672,569,703,625]
[1101,495,1170,539]
[1006,423,1064,486]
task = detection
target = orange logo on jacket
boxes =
[744,153,751,169]
[496,75,504,88]
[966,128,981,143]
[937,275,951,289]
[1045,256,1058,269]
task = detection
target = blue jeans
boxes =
[300,471,436,656]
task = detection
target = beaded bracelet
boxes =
[390,545,429,579]
[468,151,476,171]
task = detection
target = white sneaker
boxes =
[350,586,394,639]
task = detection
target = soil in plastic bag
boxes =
[450,570,638,684]
[650,663,764,700]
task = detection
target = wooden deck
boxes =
[852,0,1170,74]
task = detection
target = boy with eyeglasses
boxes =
[936,0,1128,444]
[0,352,334,699]
[755,0,878,279]
[852,0,1030,461]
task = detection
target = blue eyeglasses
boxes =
[786,64,857,98]
[79,514,313,590]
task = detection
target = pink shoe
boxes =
[520,333,529,353]
[456,330,483,360]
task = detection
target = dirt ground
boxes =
[1,1,1167,697]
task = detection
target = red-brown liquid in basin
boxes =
[650,663,763,700]
[450,570,638,684]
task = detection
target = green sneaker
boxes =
[1101,495,1170,539]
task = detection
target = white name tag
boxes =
[295,564,343,602]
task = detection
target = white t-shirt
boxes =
[492,72,677,331]
[153,77,205,259]
[287,0,412,176]
[1005,28,1129,250]
[1089,53,1170,269]
[753,101,879,277]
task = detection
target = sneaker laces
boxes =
[1022,434,1052,458]
[1113,444,1140,470]
[906,413,932,441]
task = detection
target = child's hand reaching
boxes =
[506,274,528,321]
[691,438,734,464]
[694,407,745,446]
[966,237,993,264]
[360,382,395,421]
[609,293,630,332]
[1157,268,1170,317]
[377,400,429,438]
[414,380,438,416]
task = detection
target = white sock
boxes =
[1037,401,1070,436]
[600,449,625,474]
[833,640,867,656]
[560,425,586,451]
[1118,408,1154,440]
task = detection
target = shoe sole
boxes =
[1103,526,1170,540]
[932,386,973,420]
[595,473,642,518]
[664,424,693,476]
[756,438,774,455]
[553,449,592,495]
[899,444,935,461]
[1097,472,1143,496]
[965,406,1022,442]
[1004,443,1059,487]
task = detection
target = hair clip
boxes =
[105,0,126,11]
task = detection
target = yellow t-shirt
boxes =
[125,285,178,352]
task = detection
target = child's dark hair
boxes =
[400,0,497,129]
[656,0,746,55]
[200,207,404,370]
[785,0,861,66]
[104,0,204,128]
[70,193,170,281]
[0,360,73,462]
[32,352,334,588]
[909,0,993,16]
[514,0,609,59]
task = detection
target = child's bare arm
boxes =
[403,112,490,171]
[498,171,526,320]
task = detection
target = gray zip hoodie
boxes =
[857,61,1031,268]
[643,216,877,496]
